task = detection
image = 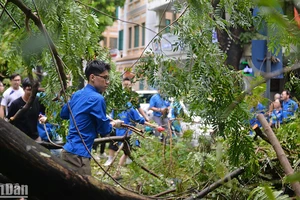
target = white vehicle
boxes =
[135,90,158,119]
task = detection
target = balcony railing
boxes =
[148,0,173,11]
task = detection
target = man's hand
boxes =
[38,114,47,124]
[112,119,124,128]
[161,108,168,117]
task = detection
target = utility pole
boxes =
[266,50,271,105]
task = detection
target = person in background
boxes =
[7,78,45,141]
[149,89,170,137]
[0,74,24,119]
[269,99,283,128]
[36,91,62,157]
[268,93,281,116]
[60,60,123,175]
[122,77,149,121]
[0,81,4,103]
[249,102,266,130]
[104,77,150,166]
[104,101,161,180]
[168,98,184,137]
[281,90,298,120]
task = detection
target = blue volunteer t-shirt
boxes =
[282,99,298,119]
[61,84,112,158]
[149,94,170,117]
[114,102,145,137]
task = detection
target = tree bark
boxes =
[184,168,245,200]
[0,119,148,200]
[257,114,300,197]
[211,0,244,70]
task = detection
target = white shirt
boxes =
[1,87,24,115]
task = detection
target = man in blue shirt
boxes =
[249,102,266,128]
[104,78,156,167]
[60,60,123,175]
[106,101,160,180]
[149,90,170,136]
[281,90,298,120]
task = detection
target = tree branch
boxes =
[184,168,245,200]
[257,114,300,197]
[252,125,294,154]
[130,156,162,180]
[9,81,39,122]
[0,1,20,28]
[0,118,148,200]
[38,135,132,149]
[8,0,67,89]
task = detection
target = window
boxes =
[109,38,117,49]
[139,79,144,90]
[165,19,171,33]
[129,27,132,49]
[103,37,107,47]
[118,30,123,50]
[134,25,139,47]
[142,23,145,46]
[115,7,119,18]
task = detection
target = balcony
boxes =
[148,0,174,11]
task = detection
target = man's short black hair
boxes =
[85,60,111,80]
[21,78,32,89]
[283,90,290,96]
[10,73,21,80]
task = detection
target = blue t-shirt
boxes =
[270,109,283,125]
[115,102,145,137]
[149,94,170,117]
[249,103,266,127]
[282,99,298,119]
[37,122,59,141]
[60,84,112,158]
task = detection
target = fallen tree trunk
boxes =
[257,114,300,197]
[253,124,295,154]
[184,168,245,200]
[0,173,13,184]
[0,119,148,200]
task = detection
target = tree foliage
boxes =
[1,0,300,199]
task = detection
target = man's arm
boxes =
[7,102,19,121]
[137,107,149,122]
[294,101,298,111]
[60,103,70,119]
[0,105,5,119]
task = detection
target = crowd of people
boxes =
[250,90,298,130]
[0,60,166,177]
[1,59,298,178]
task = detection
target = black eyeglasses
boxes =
[94,74,110,81]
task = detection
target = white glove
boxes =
[38,114,47,124]
[39,116,47,124]
[113,119,124,128]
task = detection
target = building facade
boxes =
[116,0,176,90]
[100,21,119,61]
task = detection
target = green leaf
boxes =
[285,172,300,183]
